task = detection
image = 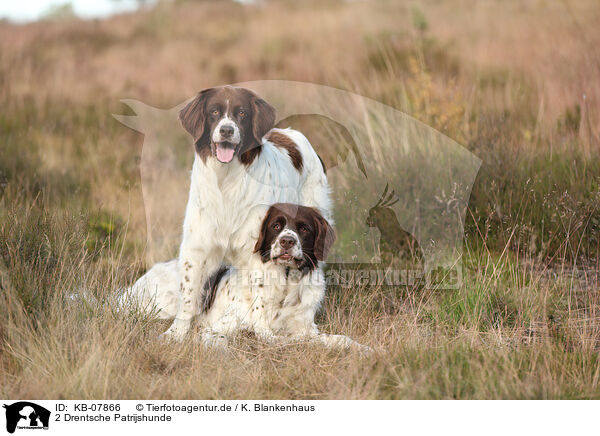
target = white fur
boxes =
[159,128,333,341]
[118,259,180,319]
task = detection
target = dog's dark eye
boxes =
[272,222,281,231]
[299,225,310,234]
[211,109,220,116]
[238,109,246,118]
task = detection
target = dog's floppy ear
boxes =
[179,88,215,143]
[254,207,275,262]
[312,210,336,261]
[251,93,276,146]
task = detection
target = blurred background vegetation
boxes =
[1,0,600,398]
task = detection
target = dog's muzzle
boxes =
[270,229,303,267]
[212,117,241,163]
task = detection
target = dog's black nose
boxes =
[279,236,296,250]
[220,125,234,138]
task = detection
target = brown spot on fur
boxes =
[196,146,212,162]
[239,146,262,166]
[274,113,366,177]
[184,276,190,282]
[267,131,303,171]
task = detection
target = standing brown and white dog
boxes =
[145,86,332,341]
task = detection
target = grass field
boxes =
[1,0,600,399]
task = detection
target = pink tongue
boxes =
[216,145,235,163]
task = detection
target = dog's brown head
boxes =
[179,86,276,165]
[254,203,335,272]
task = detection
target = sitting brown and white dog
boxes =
[123,204,368,352]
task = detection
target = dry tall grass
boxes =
[1,0,600,399]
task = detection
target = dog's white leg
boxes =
[254,331,372,355]
[160,182,227,342]
[161,246,224,341]
[311,333,372,354]
[276,320,371,354]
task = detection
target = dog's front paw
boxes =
[355,343,374,356]
[159,318,191,343]
[197,331,229,350]
[159,329,185,343]
[317,334,374,356]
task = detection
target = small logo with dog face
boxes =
[2,402,50,434]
